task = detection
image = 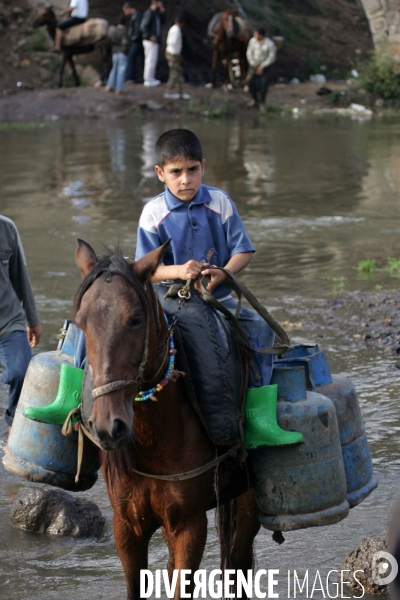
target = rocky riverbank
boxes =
[281,289,400,362]
[0,78,383,123]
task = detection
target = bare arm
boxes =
[151,260,209,282]
[60,6,74,16]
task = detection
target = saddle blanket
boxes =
[154,284,247,446]
[62,18,108,47]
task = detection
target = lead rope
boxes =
[62,408,240,483]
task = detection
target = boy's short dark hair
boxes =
[119,14,128,25]
[175,14,185,24]
[155,129,203,166]
[256,26,266,37]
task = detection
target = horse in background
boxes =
[33,7,112,88]
[73,239,261,600]
[208,9,251,88]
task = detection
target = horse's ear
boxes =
[131,239,170,282]
[75,239,98,277]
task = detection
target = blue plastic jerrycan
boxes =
[275,344,377,507]
[2,323,100,492]
[252,366,350,532]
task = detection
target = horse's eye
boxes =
[126,314,142,329]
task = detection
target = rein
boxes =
[66,257,239,482]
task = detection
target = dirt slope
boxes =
[0,0,373,95]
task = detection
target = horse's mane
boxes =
[73,251,150,318]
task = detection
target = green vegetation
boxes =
[31,30,49,52]
[326,90,343,106]
[382,257,400,276]
[187,94,231,118]
[332,276,346,295]
[357,259,376,274]
[360,51,400,101]
[259,101,283,115]
[0,122,47,131]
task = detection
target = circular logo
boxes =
[372,551,398,586]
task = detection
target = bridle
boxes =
[67,256,241,482]
[75,255,154,401]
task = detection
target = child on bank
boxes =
[24,128,303,449]
[105,14,130,94]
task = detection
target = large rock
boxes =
[339,530,389,596]
[10,486,105,537]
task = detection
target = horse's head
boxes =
[74,239,169,451]
[33,6,56,29]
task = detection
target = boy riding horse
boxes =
[24,129,303,452]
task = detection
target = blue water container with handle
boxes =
[2,322,100,491]
[252,366,349,532]
[275,344,377,507]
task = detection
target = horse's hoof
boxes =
[204,82,213,89]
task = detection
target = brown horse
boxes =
[33,8,112,88]
[208,10,251,88]
[74,239,261,600]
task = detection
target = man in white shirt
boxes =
[54,0,89,52]
[246,26,276,107]
[140,0,165,86]
[164,15,189,99]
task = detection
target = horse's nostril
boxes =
[87,419,93,429]
[111,418,129,441]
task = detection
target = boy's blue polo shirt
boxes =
[135,184,255,299]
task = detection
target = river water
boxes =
[1,115,400,599]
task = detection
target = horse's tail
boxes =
[217,499,237,570]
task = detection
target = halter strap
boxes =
[92,379,138,400]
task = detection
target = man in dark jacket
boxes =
[123,2,144,84]
[0,216,42,430]
[140,0,165,86]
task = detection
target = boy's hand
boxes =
[178,260,209,281]
[200,267,227,292]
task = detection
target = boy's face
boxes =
[155,157,205,203]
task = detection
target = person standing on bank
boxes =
[140,0,165,87]
[105,14,130,94]
[246,26,276,108]
[53,0,89,53]
[0,216,42,430]
[123,2,144,85]
[164,15,190,100]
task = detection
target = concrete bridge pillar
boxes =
[360,0,400,56]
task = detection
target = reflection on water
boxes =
[1,116,400,598]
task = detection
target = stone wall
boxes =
[360,0,400,55]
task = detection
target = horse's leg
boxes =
[58,54,67,88]
[239,48,248,83]
[161,526,175,579]
[228,490,261,599]
[211,47,218,87]
[113,512,151,600]
[224,42,231,87]
[165,511,208,599]
[68,56,80,87]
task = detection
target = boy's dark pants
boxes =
[125,41,144,82]
[249,66,271,105]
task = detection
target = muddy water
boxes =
[1,116,400,599]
